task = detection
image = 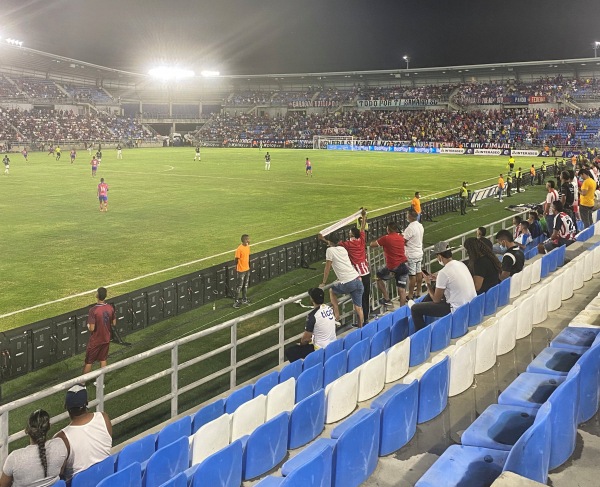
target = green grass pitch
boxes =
[0,147,530,331]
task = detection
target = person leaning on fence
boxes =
[410,241,476,331]
[284,288,337,362]
[459,182,469,215]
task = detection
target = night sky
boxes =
[3,0,600,75]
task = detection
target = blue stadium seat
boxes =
[467,293,485,327]
[143,437,189,487]
[540,252,552,278]
[98,462,142,487]
[156,415,191,450]
[551,327,600,351]
[409,325,431,367]
[295,364,323,403]
[450,303,469,339]
[71,456,115,487]
[377,312,394,331]
[329,408,381,487]
[243,412,290,480]
[51,482,66,487]
[117,434,156,471]
[360,321,378,341]
[289,389,325,449]
[192,398,225,434]
[189,440,243,487]
[302,347,324,371]
[254,371,280,397]
[417,356,449,423]
[370,327,391,358]
[390,316,409,346]
[347,338,370,372]
[225,384,254,414]
[370,379,418,456]
[323,350,348,388]
[343,329,361,351]
[430,314,451,352]
[548,248,559,272]
[498,365,580,469]
[159,472,188,487]
[416,402,552,487]
[279,361,303,383]
[497,278,511,307]
[324,339,344,362]
[483,285,499,316]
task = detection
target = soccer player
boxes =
[508,155,515,172]
[305,157,313,177]
[70,149,77,164]
[233,234,251,308]
[48,144,54,156]
[97,178,109,212]
[96,150,102,163]
[55,146,61,161]
[90,156,99,177]
[194,145,201,161]
[83,287,116,374]
[2,154,9,175]
[116,144,123,160]
[21,148,28,162]
[264,152,271,170]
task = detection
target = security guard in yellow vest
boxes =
[506,173,513,197]
[515,167,522,193]
[459,182,468,215]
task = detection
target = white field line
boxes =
[0,175,497,319]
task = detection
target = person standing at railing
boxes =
[233,234,251,308]
[497,174,505,203]
[411,192,421,221]
[459,182,468,215]
[529,164,536,186]
[83,287,116,375]
[515,167,522,193]
[578,169,596,228]
[404,209,424,303]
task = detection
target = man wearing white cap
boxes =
[410,241,476,331]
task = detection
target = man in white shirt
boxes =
[404,209,424,301]
[410,241,477,331]
[544,180,559,236]
[320,232,365,327]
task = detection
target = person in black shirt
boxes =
[559,170,575,221]
[476,227,494,251]
[464,237,501,294]
[495,229,525,280]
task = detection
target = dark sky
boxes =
[3,0,600,75]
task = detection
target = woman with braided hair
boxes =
[463,237,501,294]
[0,409,67,487]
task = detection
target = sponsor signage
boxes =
[460,95,548,105]
[326,144,439,153]
[357,98,439,108]
[510,150,540,157]
[440,148,466,154]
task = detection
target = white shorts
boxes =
[407,256,422,275]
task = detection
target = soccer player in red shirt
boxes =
[370,222,409,307]
[83,287,116,374]
[90,156,99,177]
[97,178,109,212]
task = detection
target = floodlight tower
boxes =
[403,55,410,69]
[594,41,600,58]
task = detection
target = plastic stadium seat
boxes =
[515,294,534,340]
[324,368,359,423]
[254,371,280,397]
[498,366,580,470]
[484,285,499,316]
[324,339,344,362]
[509,271,522,298]
[407,355,450,424]
[98,462,141,487]
[51,482,66,487]
[302,348,325,371]
[190,413,231,466]
[547,272,564,312]
[370,380,419,455]
[329,408,381,487]
[408,325,431,367]
[496,306,518,356]
[243,412,290,480]
[231,394,266,441]
[584,250,595,281]
[593,244,600,274]
[370,327,391,358]
[430,314,452,352]
[289,389,326,449]
[159,473,187,487]
[323,350,347,388]
[192,398,225,434]
[530,258,542,284]
[189,440,243,487]
[474,318,499,374]
[295,364,324,403]
[551,327,600,350]
[117,434,156,471]
[548,247,559,273]
[385,337,410,383]
[225,384,254,414]
[416,403,552,487]
[390,316,410,345]
[573,255,585,290]
[377,312,394,331]
[156,415,191,450]
[519,265,532,292]
[357,352,386,401]
[531,284,549,325]
[347,338,370,372]
[445,336,477,397]
[279,361,303,383]
[266,378,296,420]
[343,329,361,351]
[143,437,189,487]
[497,277,511,307]
[71,456,115,487]
[360,321,378,341]
[450,303,469,339]
[468,293,485,327]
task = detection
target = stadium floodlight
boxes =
[403,55,410,69]
[148,66,195,81]
[6,38,23,47]
[594,41,600,58]
[201,70,220,77]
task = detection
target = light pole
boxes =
[595,42,600,58]
[403,55,410,69]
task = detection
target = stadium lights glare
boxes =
[5,38,23,47]
[201,70,220,77]
[594,41,600,58]
[148,66,195,81]
[403,55,410,69]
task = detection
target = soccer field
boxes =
[0,147,510,331]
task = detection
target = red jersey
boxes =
[91,158,99,167]
[376,233,407,269]
[338,231,369,276]
[306,159,311,167]
[87,303,115,346]
[98,183,109,197]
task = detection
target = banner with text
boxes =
[326,144,440,153]
[357,98,439,109]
